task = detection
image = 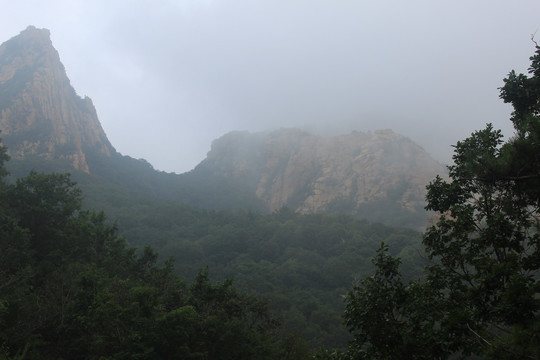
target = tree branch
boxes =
[467,322,492,346]
[532,30,539,47]
[463,174,540,182]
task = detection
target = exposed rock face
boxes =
[196,128,446,227]
[0,26,115,172]
[0,27,446,228]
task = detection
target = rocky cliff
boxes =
[0,26,115,172]
[0,26,446,229]
[194,128,446,228]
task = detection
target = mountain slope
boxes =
[187,128,446,228]
[0,26,434,348]
[0,26,114,173]
[0,26,446,229]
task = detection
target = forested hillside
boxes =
[0,27,433,354]
[0,137,426,357]
[1,18,538,359]
[0,144,294,359]
[85,197,424,348]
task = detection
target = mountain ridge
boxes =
[190,128,445,228]
[0,26,446,229]
[0,26,115,173]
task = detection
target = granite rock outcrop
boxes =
[195,128,446,227]
[0,26,115,172]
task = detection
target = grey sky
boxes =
[1,1,539,173]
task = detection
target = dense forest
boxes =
[1,31,538,360]
[0,139,425,358]
[0,154,285,358]
[5,145,426,351]
[84,201,424,347]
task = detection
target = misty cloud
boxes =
[1,1,539,172]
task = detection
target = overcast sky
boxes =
[1,1,539,173]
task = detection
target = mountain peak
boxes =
[190,128,446,229]
[0,27,115,173]
[7,26,52,45]
[19,25,51,38]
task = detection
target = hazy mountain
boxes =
[0,26,446,229]
[0,26,444,350]
[188,128,446,228]
[0,26,115,173]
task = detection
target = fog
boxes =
[1,1,539,173]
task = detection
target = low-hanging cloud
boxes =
[1,1,539,173]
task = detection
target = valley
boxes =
[3,24,537,359]
[0,26,436,354]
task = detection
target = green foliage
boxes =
[339,245,461,360]
[97,201,423,349]
[335,46,540,359]
[0,145,287,358]
[344,244,408,359]
[0,133,9,180]
[17,149,424,351]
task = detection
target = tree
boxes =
[186,268,281,359]
[0,152,286,358]
[423,44,540,358]
[333,243,463,360]
[338,46,540,359]
[8,171,83,260]
[0,131,9,180]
